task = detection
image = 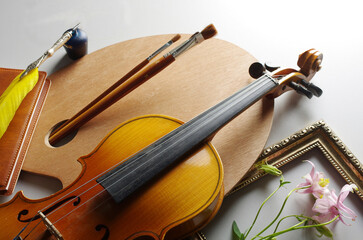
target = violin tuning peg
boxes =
[299,79,323,97]
[264,62,280,72]
[249,62,266,79]
[289,82,313,99]
[308,84,323,97]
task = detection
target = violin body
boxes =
[0,115,224,240]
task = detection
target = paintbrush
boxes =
[48,24,217,147]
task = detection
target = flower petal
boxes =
[305,160,316,178]
[313,198,333,214]
[337,184,356,204]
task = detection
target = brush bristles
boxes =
[171,34,181,43]
[201,24,217,40]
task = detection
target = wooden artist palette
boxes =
[24,34,274,194]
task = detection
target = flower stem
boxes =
[260,215,339,240]
[273,215,306,233]
[244,184,283,238]
[251,186,309,240]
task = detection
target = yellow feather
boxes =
[0,68,39,139]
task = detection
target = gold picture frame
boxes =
[194,120,363,240]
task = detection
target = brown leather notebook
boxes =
[0,67,50,195]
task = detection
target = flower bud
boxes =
[256,161,282,176]
[314,224,333,238]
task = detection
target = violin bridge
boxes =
[38,211,64,240]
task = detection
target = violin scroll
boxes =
[249,49,323,98]
[298,49,322,78]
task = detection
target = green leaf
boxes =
[232,221,245,240]
[278,174,291,186]
[280,181,291,187]
[279,175,284,185]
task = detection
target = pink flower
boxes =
[312,184,358,225]
[296,160,330,198]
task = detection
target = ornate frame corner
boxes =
[228,120,363,199]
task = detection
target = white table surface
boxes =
[1,1,362,239]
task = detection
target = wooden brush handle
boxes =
[48,55,175,146]
[49,58,149,141]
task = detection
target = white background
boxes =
[0,1,362,239]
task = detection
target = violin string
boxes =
[53,183,113,224]
[22,76,276,238]
[16,75,277,237]
[12,216,37,240]
[43,74,273,216]
[23,221,42,240]
[16,75,275,239]
[51,75,275,222]
[17,75,275,237]
[51,75,275,226]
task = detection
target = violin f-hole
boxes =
[95,224,110,240]
[17,196,81,222]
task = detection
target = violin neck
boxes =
[97,75,278,203]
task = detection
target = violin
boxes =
[1,49,322,240]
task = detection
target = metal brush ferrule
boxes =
[165,32,204,58]
[147,40,174,61]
